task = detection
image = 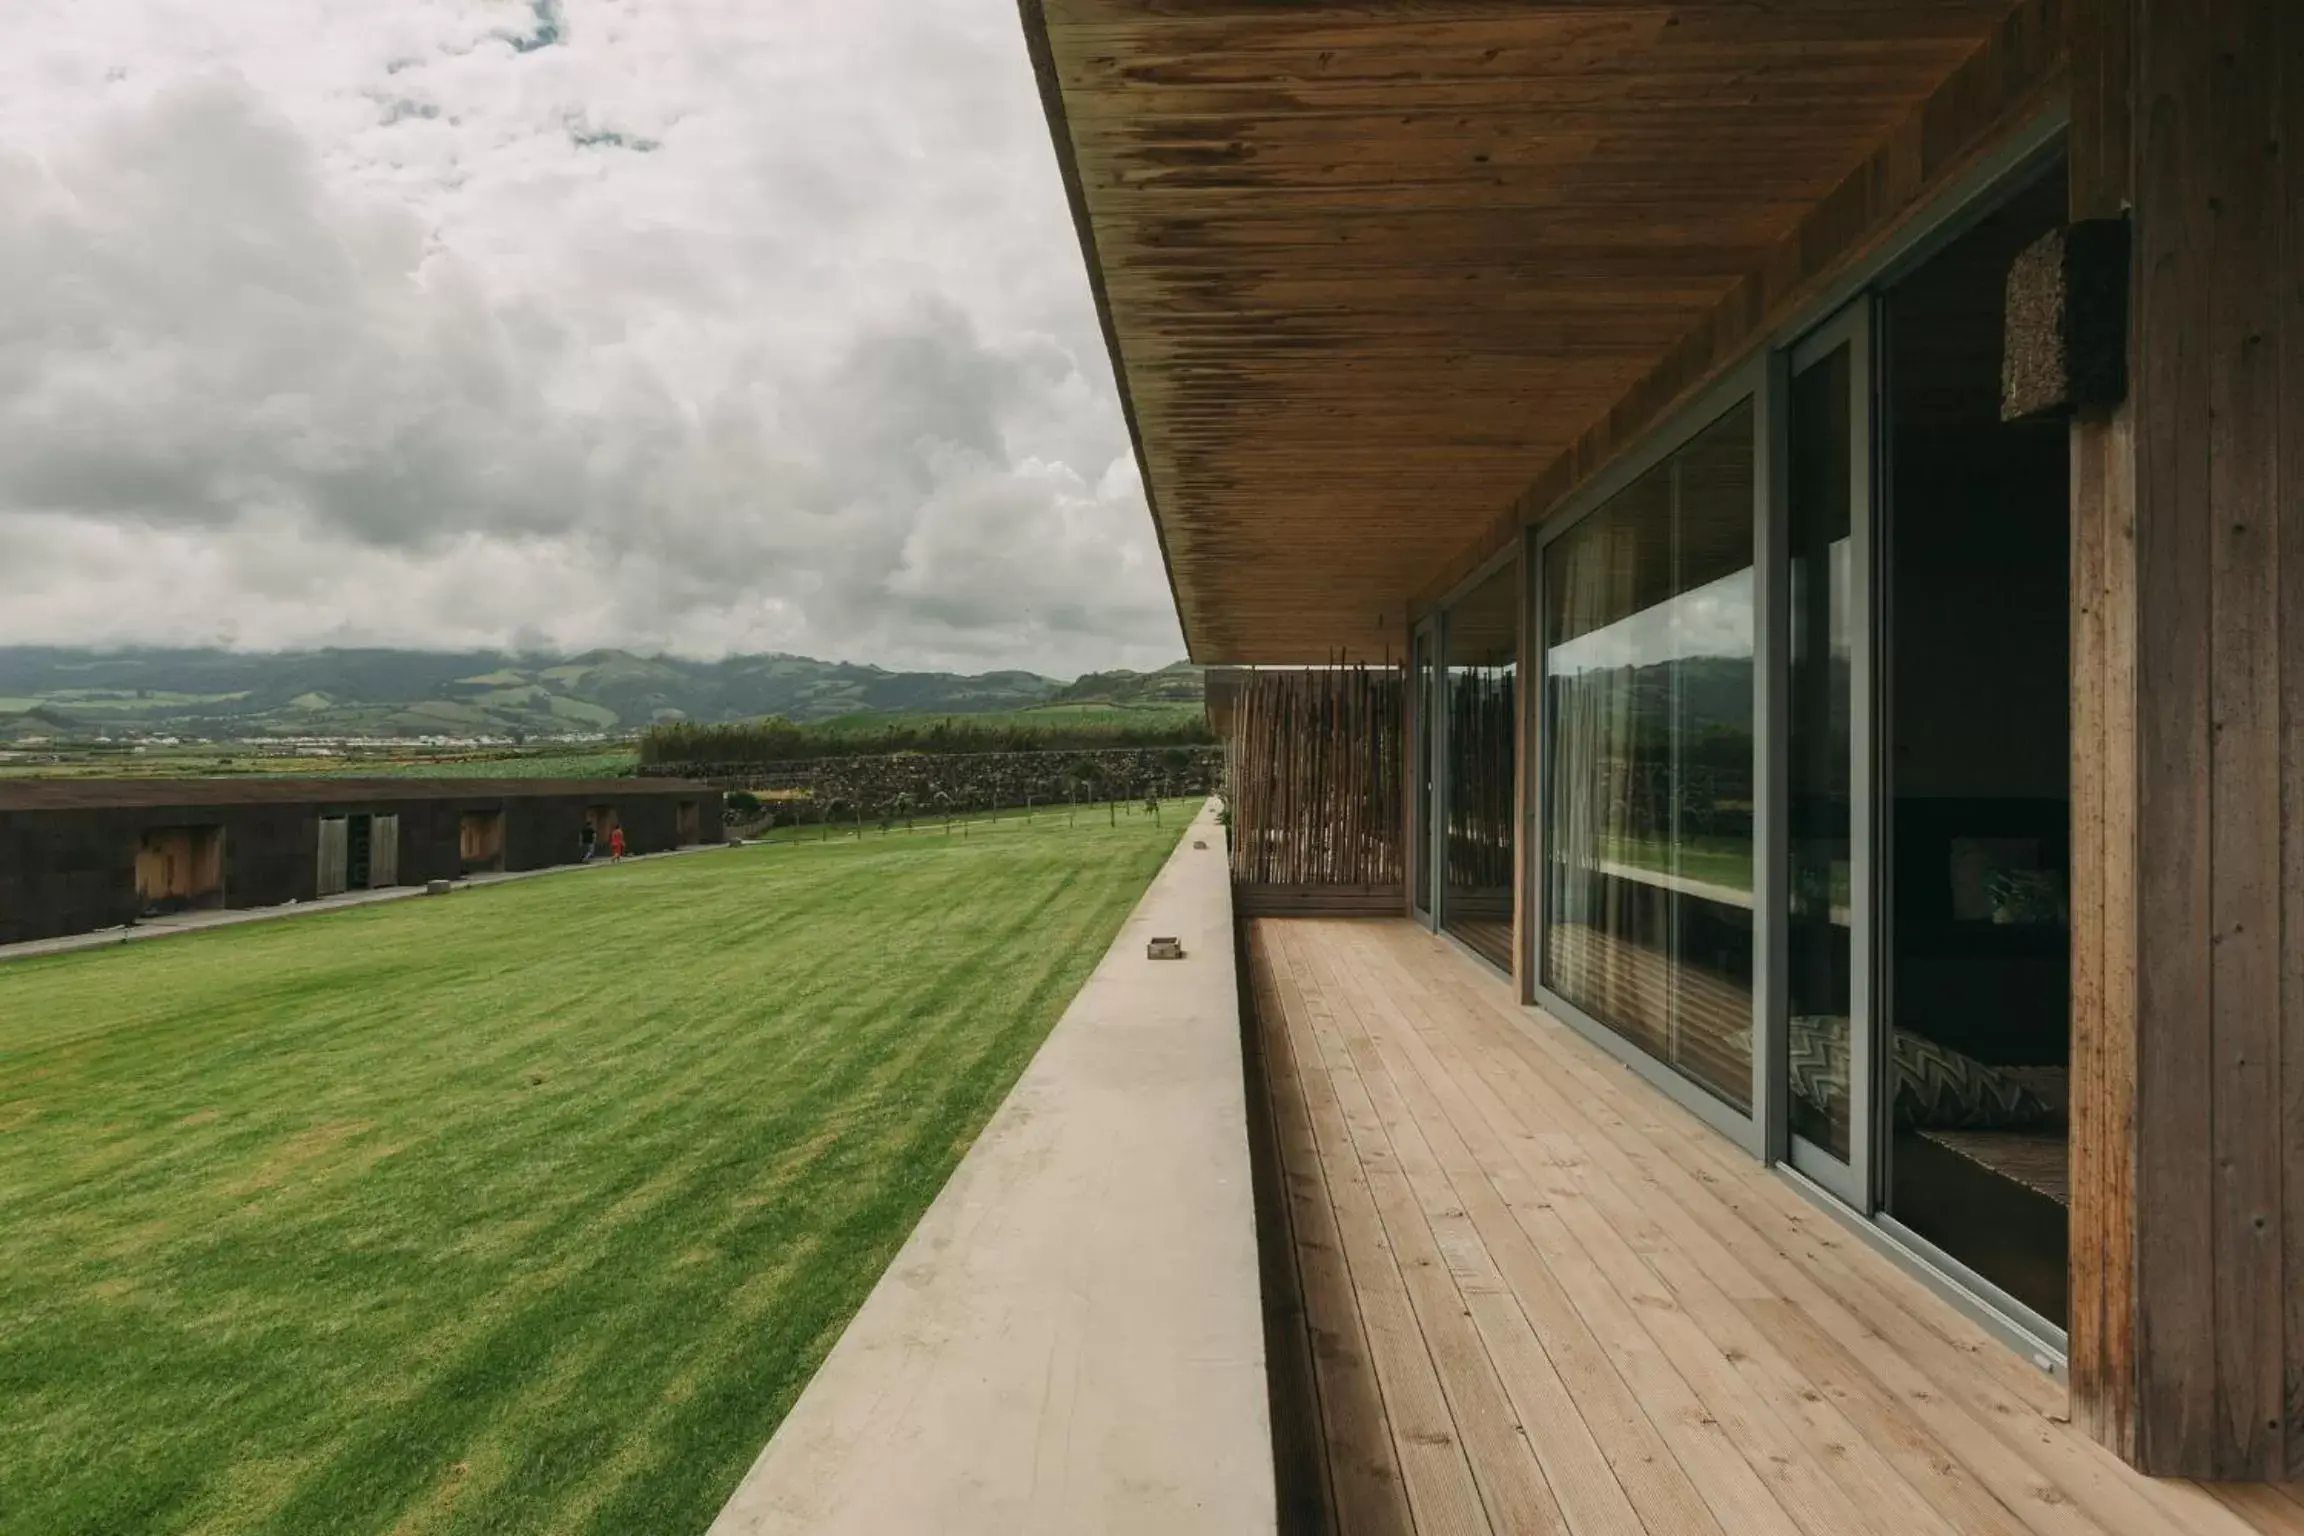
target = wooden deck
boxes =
[1247,918,2304,1536]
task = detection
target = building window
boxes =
[1542,400,1756,1113]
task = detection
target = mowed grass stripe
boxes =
[0,805,1190,1535]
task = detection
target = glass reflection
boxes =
[1881,162,2072,1327]
[1440,563,1517,970]
[1788,348,1856,1159]
[1543,403,1756,1112]
[1414,629,1436,915]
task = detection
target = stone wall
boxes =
[653,746,1223,824]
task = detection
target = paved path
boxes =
[706,799,1274,1536]
[0,842,733,965]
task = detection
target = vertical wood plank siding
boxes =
[2202,0,2284,1480]
[2075,0,2300,1480]
[2132,0,2219,1476]
[2070,0,2132,1461]
[2282,0,2304,1480]
[2068,0,2140,1467]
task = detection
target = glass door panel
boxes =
[1413,624,1438,921]
[1541,401,1758,1115]
[1783,303,1874,1207]
[1440,563,1518,970]
[1878,162,2072,1329]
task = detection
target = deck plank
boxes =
[1358,927,2110,1536]
[1314,938,1688,1536]
[1263,928,1494,1535]
[1248,919,2298,1536]
[1316,940,1726,1536]
[1339,927,1944,1536]
[1320,931,1806,1536]
[2208,1484,2304,1533]
[1379,929,2269,1536]
[1391,927,2274,1536]
[1282,926,1567,1534]
[1250,943,1412,1536]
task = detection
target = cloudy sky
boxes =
[0,0,1184,675]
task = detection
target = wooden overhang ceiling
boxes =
[1022,0,2029,664]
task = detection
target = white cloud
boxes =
[1548,568,1756,676]
[0,0,1182,674]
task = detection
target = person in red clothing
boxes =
[608,825,626,864]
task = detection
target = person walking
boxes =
[608,825,627,865]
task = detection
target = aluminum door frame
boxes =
[1410,618,1442,928]
[1775,298,1879,1213]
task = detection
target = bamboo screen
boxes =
[1224,666,1405,888]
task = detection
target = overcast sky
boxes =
[0,0,1184,675]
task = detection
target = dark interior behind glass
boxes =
[1883,160,2072,1325]
[1414,629,1436,916]
[1788,345,1856,1160]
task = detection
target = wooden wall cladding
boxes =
[1024,0,2021,662]
[2069,0,2304,1482]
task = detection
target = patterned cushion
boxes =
[1739,1018,2057,1132]
[1889,1031,2055,1131]
[1784,1015,1847,1121]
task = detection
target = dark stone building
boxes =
[0,777,722,946]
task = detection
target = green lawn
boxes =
[1601,832,1756,892]
[0,807,1192,1535]
[740,797,1181,847]
[1597,833,1852,908]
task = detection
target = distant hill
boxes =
[1049,661,1204,707]
[0,647,1204,741]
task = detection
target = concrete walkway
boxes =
[706,800,1273,1536]
[0,842,733,964]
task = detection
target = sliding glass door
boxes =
[1782,302,1876,1207]
[1439,562,1518,970]
[1526,150,2071,1345]
[1525,342,1870,1167]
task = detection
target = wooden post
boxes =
[2067,0,2302,1480]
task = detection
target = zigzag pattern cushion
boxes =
[1757,1018,2056,1132]
[1784,1016,1846,1119]
[1889,1031,2055,1131]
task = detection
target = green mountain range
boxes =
[0,647,1203,741]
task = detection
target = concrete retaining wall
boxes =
[707,800,1273,1535]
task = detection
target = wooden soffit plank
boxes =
[1025,0,2036,663]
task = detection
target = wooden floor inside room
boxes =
[1247,918,2304,1536]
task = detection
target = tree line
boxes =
[638,712,1214,767]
